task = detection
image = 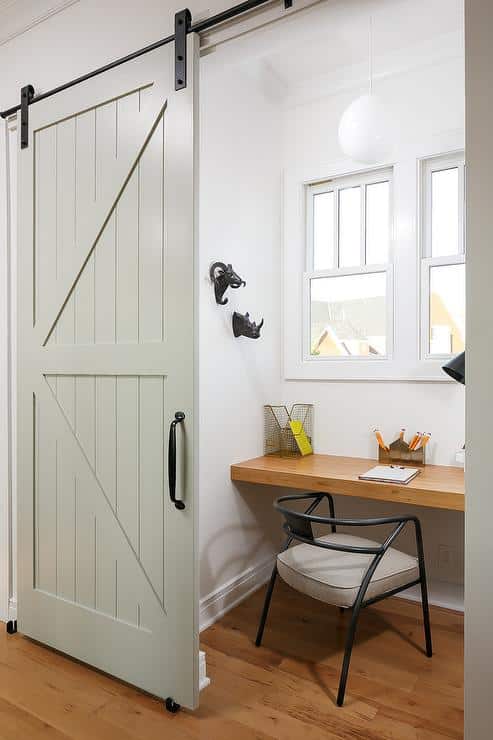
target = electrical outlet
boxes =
[438,544,455,571]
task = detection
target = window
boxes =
[306,169,392,360]
[421,153,465,359]
[283,147,464,382]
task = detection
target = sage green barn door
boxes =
[16,36,199,709]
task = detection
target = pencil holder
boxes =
[264,404,313,458]
[378,438,426,466]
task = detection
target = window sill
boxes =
[283,357,459,383]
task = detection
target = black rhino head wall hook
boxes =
[209,261,246,305]
[232,311,264,339]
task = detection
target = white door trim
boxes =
[0,115,17,625]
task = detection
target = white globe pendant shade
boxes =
[338,93,390,164]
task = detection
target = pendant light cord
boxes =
[368,15,373,95]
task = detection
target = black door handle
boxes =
[168,412,186,510]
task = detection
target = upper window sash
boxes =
[419,151,466,361]
[306,167,393,272]
[421,152,465,260]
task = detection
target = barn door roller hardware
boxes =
[1,0,296,139]
[175,9,191,91]
[20,85,34,149]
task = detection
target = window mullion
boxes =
[422,167,433,258]
[361,185,367,266]
[306,187,314,272]
[334,185,340,269]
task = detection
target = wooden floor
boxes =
[0,581,463,739]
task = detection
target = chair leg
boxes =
[336,604,361,707]
[420,575,433,657]
[414,518,433,657]
[255,564,278,647]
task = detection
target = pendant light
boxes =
[338,17,390,164]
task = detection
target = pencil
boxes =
[374,429,389,451]
[418,433,432,449]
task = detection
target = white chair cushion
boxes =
[277,532,419,608]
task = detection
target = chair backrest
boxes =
[274,493,412,556]
[282,507,315,541]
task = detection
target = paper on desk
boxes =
[358,465,420,484]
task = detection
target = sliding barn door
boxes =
[17,37,199,709]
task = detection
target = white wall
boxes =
[198,0,466,614]
[198,49,283,622]
[465,1,493,737]
[278,22,465,603]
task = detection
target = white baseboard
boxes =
[200,556,274,632]
[396,579,464,612]
[199,559,464,633]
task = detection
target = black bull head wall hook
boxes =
[232,311,264,339]
[209,262,246,305]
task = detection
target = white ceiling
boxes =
[210,0,463,104]
[0,0,79,47]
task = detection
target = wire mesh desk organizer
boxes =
[264,404,313,457]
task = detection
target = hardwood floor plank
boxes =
[0,695,70,740]
[0,580,463,739]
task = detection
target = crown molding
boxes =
[0,0,79,47]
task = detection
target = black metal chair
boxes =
[255,492,433,706]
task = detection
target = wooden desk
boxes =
[231,454,465,512]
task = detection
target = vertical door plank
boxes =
[117,90,142,167]
[95,101,117,206]
[94,213,116,344]
[93,101,117,347]
[116,172,139,343]
[95,517,117,618]
[139,376,164,604]
[95,376,117,510]
[36,127,57,331]
[73,109,95,349]
[75,467,96,609]
[116,554,138,627]
[75,253,95,345]
[36,397,58,595]
[56,291,75,345]
[56,372,76,428]
[139,115,164,343]
[56,289,76,427]
[56,118,76,287]
[116,377,139,552]
[75,109,96,254]
[57,434,76,603]
[75,376,96,468]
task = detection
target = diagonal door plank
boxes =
[39,374,167,616]
[34,92,168,348]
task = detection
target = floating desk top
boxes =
[231,454,465,512]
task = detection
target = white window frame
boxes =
[419,151,466,362]
[283,142,464,381]
[283,161,401,381]
[303,167,394,363]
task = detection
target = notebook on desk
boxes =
[359,465,421,485]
